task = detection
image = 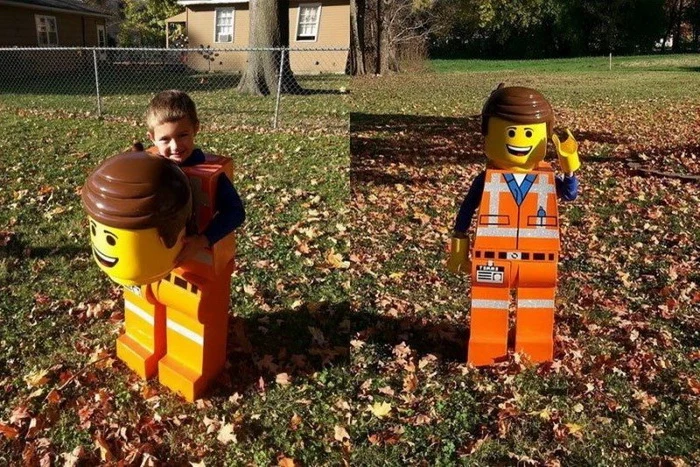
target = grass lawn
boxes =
[0,83,351,463]
[350,54,700,465]
[0,52,698,465]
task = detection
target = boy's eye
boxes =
[90,224,96,236]
[525,130,533,137]
[106,234,117,246]
[508,129,516,138]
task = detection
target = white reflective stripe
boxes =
[476,226,518,237]
[484,215,504,224]
[519,228,559,238]
[518,299,555,308]
[529,174,554,211]
[483,173,510,219]
[125,301,154,325]
[166,319,204,346]
[472,299,509,309]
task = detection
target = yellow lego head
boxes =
[481,84,554,173]
[82,151,192,286]
[88,218,186,286]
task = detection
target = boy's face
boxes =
[148,117,199,164]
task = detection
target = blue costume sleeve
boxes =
[453,171,486,234]
[203,175,245,246]
[555,174,579,201]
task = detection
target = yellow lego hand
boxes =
[446,236,471,274]
[552,129,581,175]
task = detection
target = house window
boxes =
[214,8,234,43]
[296,4,321,42]
[97,25,106,47]
[35,15,58,46]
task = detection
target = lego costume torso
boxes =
[468,162,560,366]
[472,162,559,265]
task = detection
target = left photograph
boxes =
[0,0,351,464]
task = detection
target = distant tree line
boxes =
[429,0,700,59]
[351,0,700,73]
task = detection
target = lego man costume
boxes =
[83,150,239,401]
[447,84,580,366]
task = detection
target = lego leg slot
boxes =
[515,286,555,363]
[157,275,231,401]
[116,288,166,379]
[467,285,510,366]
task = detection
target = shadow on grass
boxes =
[0,235,90,260]
[351,113,642,185]
[218,302,467,397]
[350,113,484,186]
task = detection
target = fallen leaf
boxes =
[369,401,392,418]
[0,422,19,439]
[24,370,49,388]
[276,373,291,386]
[334,425,350,442]
[217,423,237,445]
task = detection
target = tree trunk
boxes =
[377,0,390,74]
[663,0,681,53]
[350,0,366,75]
[237,0,302,96]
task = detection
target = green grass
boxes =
[350,55,700,465]
[431,53,700,73]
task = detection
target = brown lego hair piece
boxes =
[145,89,199,132]
[481,84,554,137]
[82,151,192,248]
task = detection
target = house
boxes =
[169,0,350,74]
[0,0,111,47]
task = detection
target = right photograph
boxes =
[349,0,700,464]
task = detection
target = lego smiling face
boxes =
[88,217,185,287]
[82,151,192,287]
[484,117,548,173]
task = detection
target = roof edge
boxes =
[0,0,112,18]
[178,0,249,5]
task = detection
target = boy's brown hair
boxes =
[146,89,199,131]
[481,83,554,137]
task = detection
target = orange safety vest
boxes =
[181,153,236,277]
[473,163,560,253]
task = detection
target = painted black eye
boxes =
[525,130,533,137]
[90,224,96,236]
[508,129,516,138]
[106,235,116,246]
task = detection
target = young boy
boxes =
[116,90,245,401]
[145,90,245,262]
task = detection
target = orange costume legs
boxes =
[116,287,166,379]
[468,258,557,366]
[156,268,232,402]
[515,286,555,363]
[467,284,510,366]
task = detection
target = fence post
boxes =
[92,48,102,117]
[273,48,286,129]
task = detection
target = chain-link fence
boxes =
[0,47,349,130]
